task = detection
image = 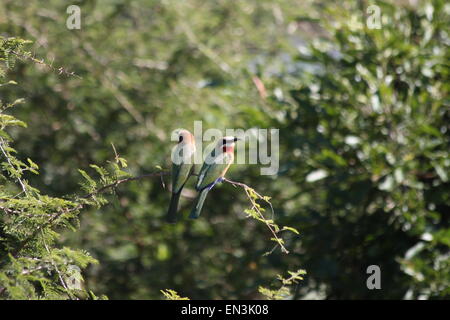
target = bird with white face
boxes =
[189,136,239,219]
[166,129,196,223]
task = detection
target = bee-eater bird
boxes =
[189,136,239,219]
[166,129,196,223]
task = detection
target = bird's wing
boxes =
[195,147,216,189]
[171,144,194,193]
[196,152,233,190]
[172,162,192,193]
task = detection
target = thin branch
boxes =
[82,171,169,199]
[223,177,290,254]
[9,50,81,79]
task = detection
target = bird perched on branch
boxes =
[189,136,239,219]
[166,129,196,223]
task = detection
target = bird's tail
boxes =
[189,188,210,219]
[166,191,182,223]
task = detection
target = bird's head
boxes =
[220,136,239,153]
[177,129,195,145]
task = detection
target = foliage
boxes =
[0,0,448,300]
[161,289,189,300]
[0,37,31,78]
[258,269,306,300]
[276,0,449,299]
[0,36,103,299]
[224,177,299,254]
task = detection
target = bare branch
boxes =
[9,50,81,79]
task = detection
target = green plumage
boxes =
[172,160,193,193]
[189,188,210,219]
[166,142,194,223]
[189,151,234,219]
[196,152,233,190]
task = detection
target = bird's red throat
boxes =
[222,145,234,153]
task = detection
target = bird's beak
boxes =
[233,137,240,142]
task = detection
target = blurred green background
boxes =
[0,0,448,299]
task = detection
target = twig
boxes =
[9,50,81,79]
[82,171,169,199]
[223,177,290,254]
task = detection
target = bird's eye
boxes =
[179,136,183,143]
[222,138,226,145]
